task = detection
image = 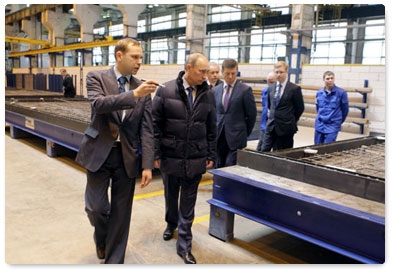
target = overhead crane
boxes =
[7,36,119,58]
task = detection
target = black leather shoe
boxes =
[163,228,175,241]
[96,244,105,260]
[93,232,105,259]
[177,251,196,264]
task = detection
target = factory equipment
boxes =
[208,136,385,264]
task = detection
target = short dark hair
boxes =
[222,58,238,71]
[323,71,335,79]
[114,38,141,58]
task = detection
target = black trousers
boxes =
[262,129,294,152]
[163,173,201,253]
[216,131,238,168]
[85,146,136,264]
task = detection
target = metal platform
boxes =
[207,136,385,264]
[5,96,90,155]
[5,88,64,100]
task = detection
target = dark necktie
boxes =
[187,87,194,109]
[275,83,282,106]
[118,76,127,93]
[223,85,231,111]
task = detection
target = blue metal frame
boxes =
[208,169,385,264]
[5,110,84,152]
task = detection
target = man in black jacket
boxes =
[60,69,76,98]
[152,53,217,264]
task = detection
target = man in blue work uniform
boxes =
[257,71,276,151]
[314,71,349,144]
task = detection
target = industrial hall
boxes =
[3,3,386,266]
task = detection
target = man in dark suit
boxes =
[152,53,217,264]
[60,68,76,98]
[261,61,305,151]
[212,58,257,168]
[75,38,159,264]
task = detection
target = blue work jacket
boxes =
[315,85,349,133]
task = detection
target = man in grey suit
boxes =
[75,38,158,264]
[212,58,257,168]
[261,61,305,151]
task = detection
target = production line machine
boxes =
[208,136,385,264]
[5,89,90,156]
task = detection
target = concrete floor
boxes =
[3,125,375,265]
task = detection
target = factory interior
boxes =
[2,3,392,270]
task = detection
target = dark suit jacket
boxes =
[266,81,304,136]
[63,74,76,97]
[75,68,154,178]
[212,80,257,150]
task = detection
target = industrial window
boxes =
[150,38,168,64]
[109,24,123,37]
[178,12,186,27]
[362,19,385,64]
[208,31,239,63]
[176,36,186,64]
[210,5,241,22]
[310,22,347,64]
[151,15,172,31]
[138,19,146,33]
[93,27,105,66]
[249,27,287,64]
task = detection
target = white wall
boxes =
[12,63,385,134]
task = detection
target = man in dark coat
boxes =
[152,53,217,264]
[261,61,305,151]
[61,69,76,98]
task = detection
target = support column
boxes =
[185,4,207,56]
[118,4,146,38]
[21,18,42,69]
[289,4,314,83]
[5,22,22,70]
[42,6,72,67]
[73,4,101,66]
[345,18,366,64]
[238,9,253,64]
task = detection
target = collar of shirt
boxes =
[182,77,194,91]
[277,80,287,96]
[114,67,131,84]
[279,80,287,88]
[225,79,237,90]
[224,81,234,94]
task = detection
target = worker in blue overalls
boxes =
[314,71,349,144]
